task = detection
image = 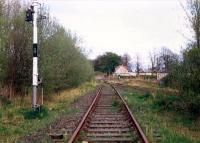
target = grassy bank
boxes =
[123,91,200,143]
[110,78,178,95]
[0,81,97,142]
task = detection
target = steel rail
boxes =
[68,84,149,143]
[111,85,149,143]
[68,87,102,143]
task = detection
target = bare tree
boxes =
[156,47,179,72]
[122,53,131,67]
[181,0,200,48]
[149,51,157,73]
[135,55,141,75]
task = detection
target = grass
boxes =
[110,78,178,95]
[0,81,97,142]
[123,91,200,143]
[110,99,121,112]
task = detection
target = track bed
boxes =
[68,84,148,143]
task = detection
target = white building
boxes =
[157,73,168,80]
[114,65,129,76]
[114,65,168,80]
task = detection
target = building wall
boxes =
[157,73,168,80]
[114,66,129,75]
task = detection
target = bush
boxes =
[152,93,200,116]
[139,92,152,100]
[112,100,119,107]
[20,106,48,120]
[184,94,200,115]
[153,93,182,110]
[40,27,94,95]
[0,95,11,106]
[0,1,94,98]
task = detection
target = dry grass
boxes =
[120,79,200,143]
[124,91,200,143]
[0,81,97,142]
[46,81,97,109]
[110,78,178,95]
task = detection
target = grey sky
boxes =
[38,0,190,67]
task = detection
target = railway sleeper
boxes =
[87,124,131,128]
[86,133,133,137]
[89,120,130,124]
[83,137,136,142]
[86,128,132,133]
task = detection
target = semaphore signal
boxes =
[25,0,46,109]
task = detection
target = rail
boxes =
[68,87,102,143]
[68,84,149,143]
[111,85,149,143]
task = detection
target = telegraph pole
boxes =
[32,0,38,109]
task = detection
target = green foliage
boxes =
[20,106,48,120]
[111,100,119,107]
[0,125,8,135]
[152,94,182,111]
[160,0,200,120]
[0,1,93,97]
[0,95,11,106]
[139,92,152,100]
[182,47,200,93]
[94,52,122,75]
[0,82,96,142]
[162,47,200,95]
[40,27,93,94]
[162,0,200,96]
[124,91,200,143]
[152,93,200,116]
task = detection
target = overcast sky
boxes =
[37,0,191,68]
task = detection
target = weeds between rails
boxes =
[68,84,148,143]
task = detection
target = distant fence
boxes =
[113,72,168,80]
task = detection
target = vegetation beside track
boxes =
[0,0,94,99]
[0,81,97,142]
[123,90,200,143]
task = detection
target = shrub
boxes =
[20,106,48,120]
[139,92,152,100]
[112,100,119,107]
[0,95,11,106]
[184,94,200,116]
[0,1,94,98]
[153,93,182,111]
[152,93,200,116]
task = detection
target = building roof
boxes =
[114,65,129,74]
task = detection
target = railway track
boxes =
[68,84,148,143]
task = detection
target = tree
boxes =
[158,0,200,115]
[184,0,200,48]
[157,47,179,72]
[135,55,142,75]
[163,0,200,93]
[149,51,157,73]
[122,53,131,67]
[182,47,200,93]
[94,52,122,75]
[0,0,32,97]
[0,1,94,97]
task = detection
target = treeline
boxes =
[0,0,93,98]
[93,52,122,75]
[162,0,200,95]
[154,0,200,115]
